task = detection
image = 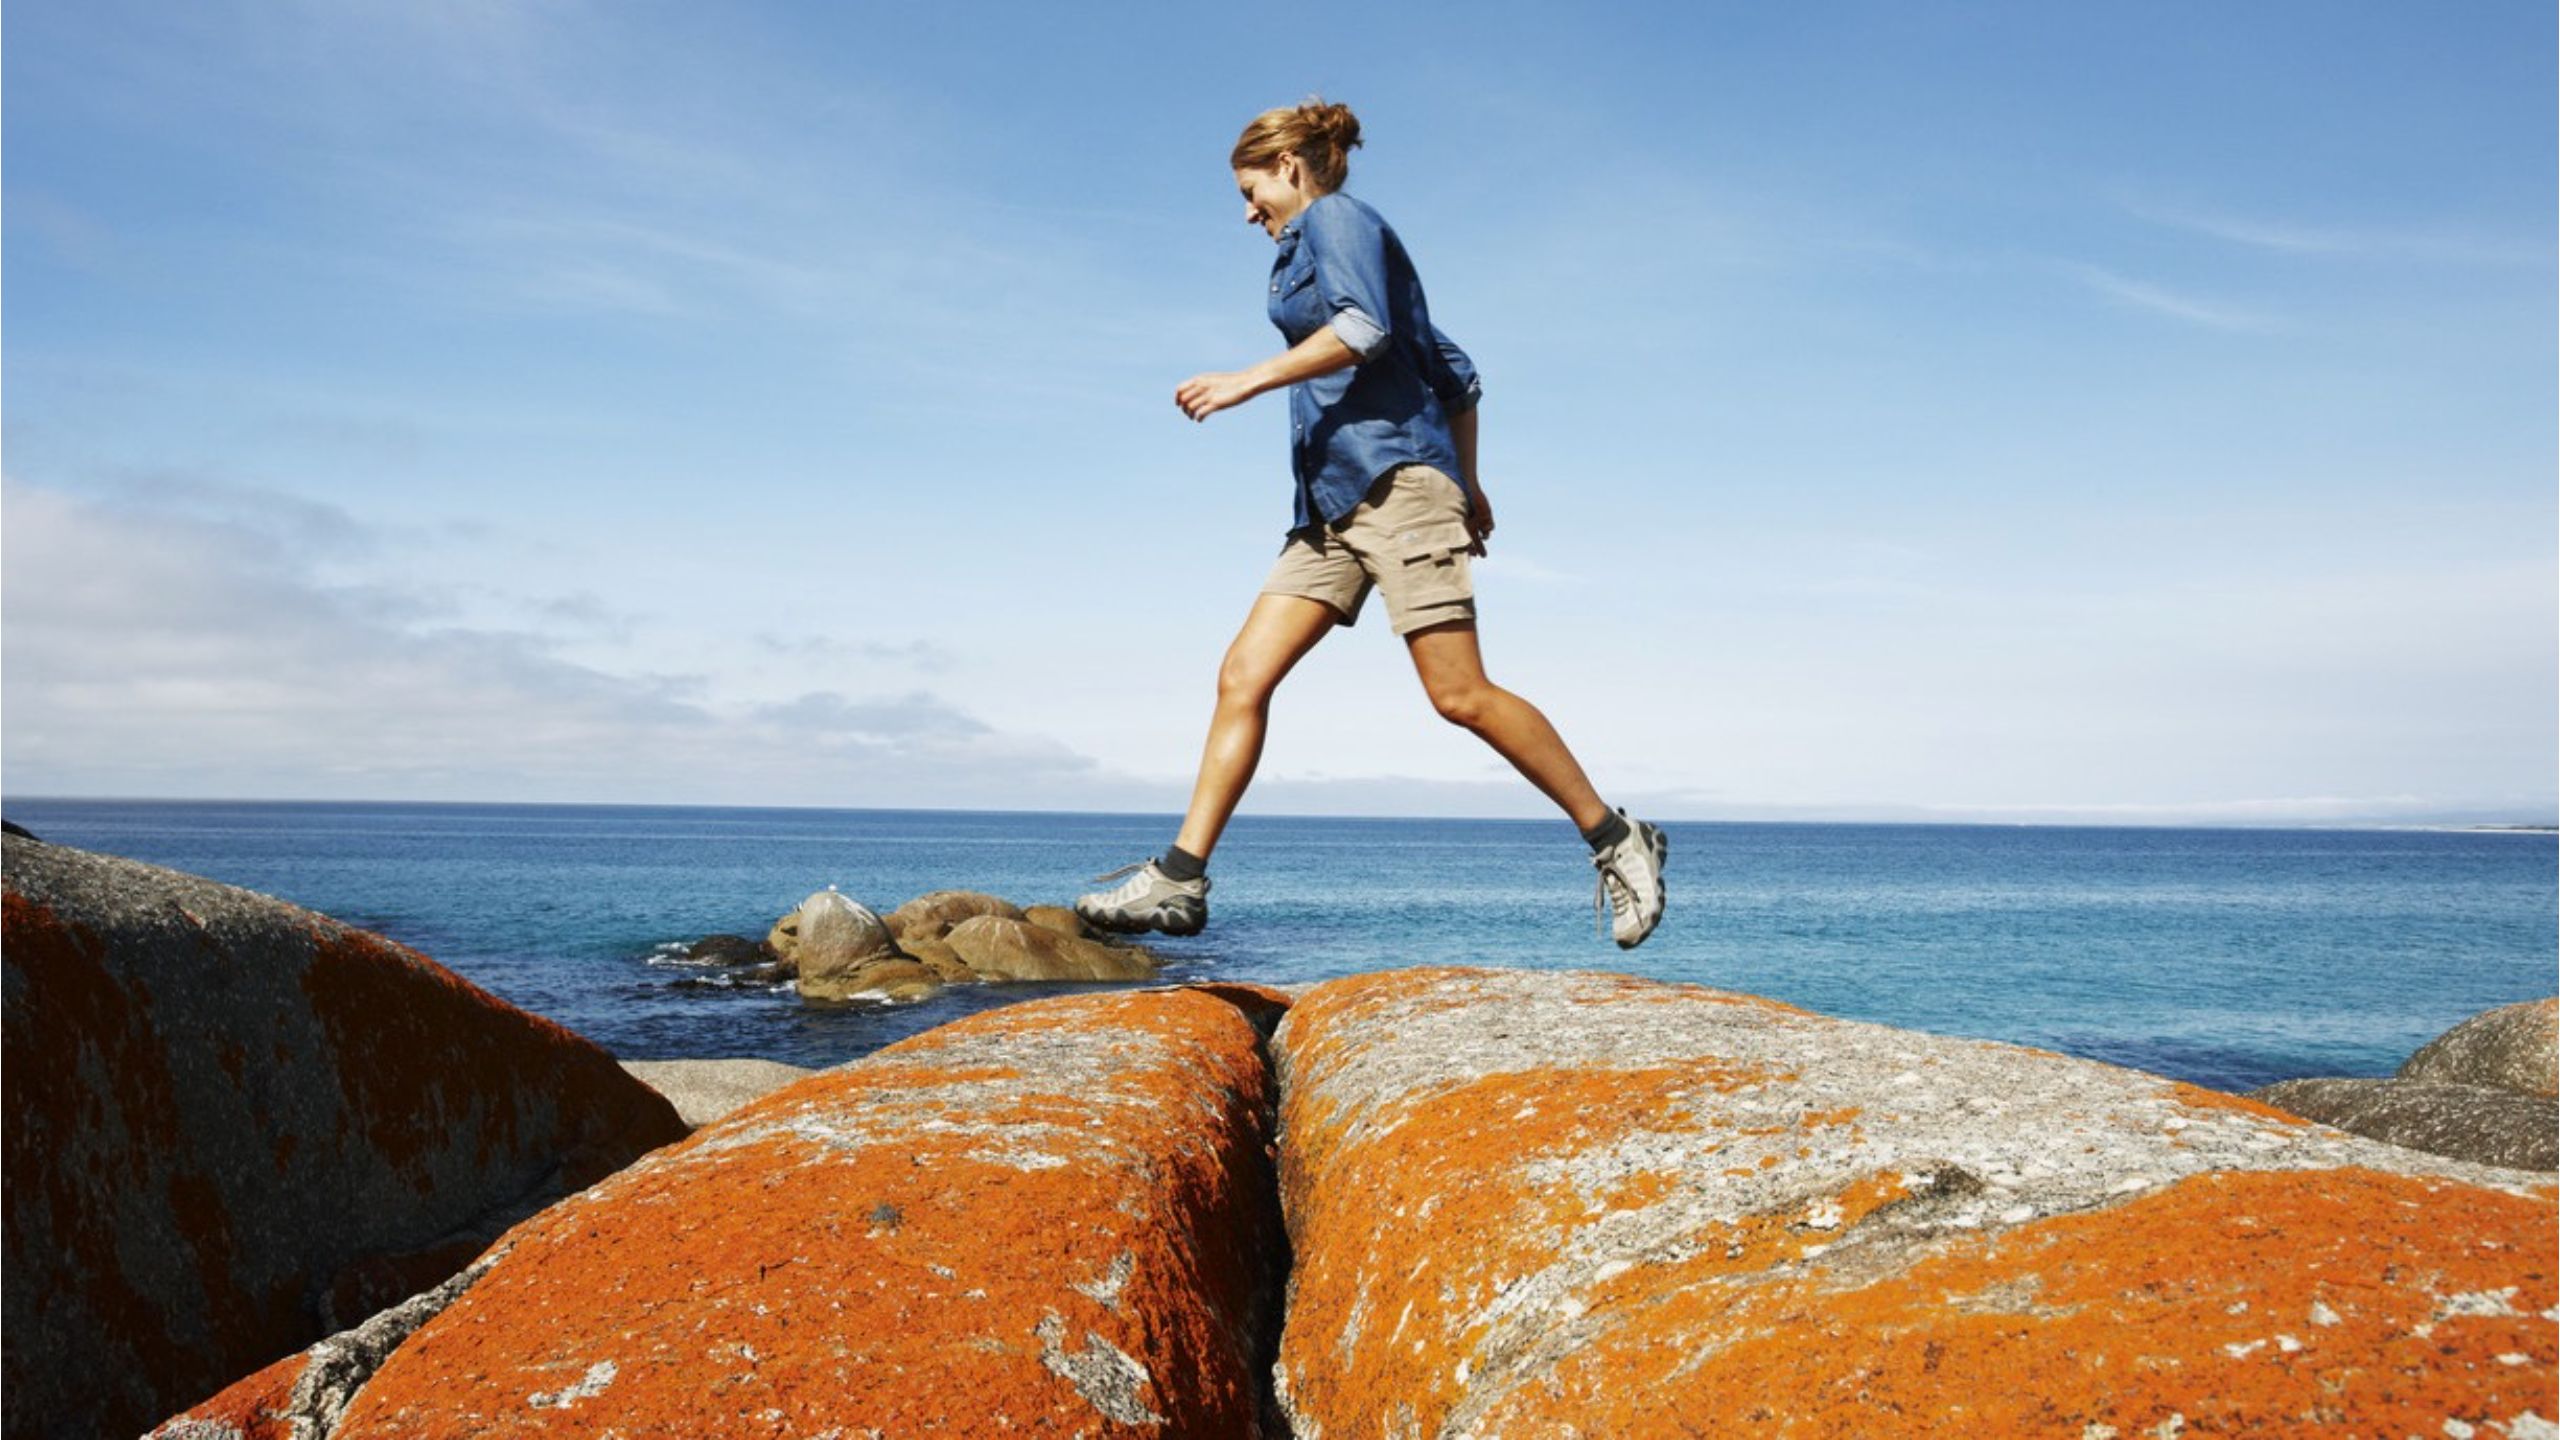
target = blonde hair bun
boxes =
[1231,96,1364,193]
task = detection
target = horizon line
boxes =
[5,793,2552,835]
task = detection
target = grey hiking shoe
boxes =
[1591,811,1668,949]
[1076,859,1210,937]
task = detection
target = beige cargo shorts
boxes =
[1261,464,1477,635]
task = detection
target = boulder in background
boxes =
[2398,996,2559,1097]
[2,835,688,1440]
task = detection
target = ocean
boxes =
[6,798,2552,1093]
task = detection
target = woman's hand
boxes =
[1175,370,1259,422]
[1466,484,1495,556]
[1176,330,1360,423]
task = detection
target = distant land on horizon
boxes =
[4,792,2553,834]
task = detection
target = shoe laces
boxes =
[1592,852,1635,938]
[1087,859,1160,904]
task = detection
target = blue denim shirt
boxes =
[1269,192,1483,531]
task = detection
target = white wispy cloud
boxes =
[2058,261,2278,332]
[0,476,1127,808]
[2118,195,2546,266]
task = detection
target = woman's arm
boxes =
[1175,326,1360,422]
[1451,406,1494,554]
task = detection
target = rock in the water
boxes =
[1024,903,1097,940]
[798,956,941,1005]
[886,888,1025,943]
[763,912,801,964]
[684,933,772,966]
[619,1058,815,1128]
[2398,996,2559,1097]
[945,914,1158,982]
[3,834,688,1440]
[899,932,976,982]
[307,989,1287,1436]
[785,887,899,995]
[1269,967,2556,1439]
[2249,1077,2557,1171]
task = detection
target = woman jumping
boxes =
[1076,98,1668,949]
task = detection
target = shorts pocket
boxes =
[1392,519,1475,606]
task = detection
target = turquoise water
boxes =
[7,799,2552,1092]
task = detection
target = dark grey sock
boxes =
[1582,811,1631,853]
[1159,845,1207,882]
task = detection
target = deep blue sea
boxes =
[7,799,2553,1093]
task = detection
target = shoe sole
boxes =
[1615,825,1669,950]
[1077,899,1206,939]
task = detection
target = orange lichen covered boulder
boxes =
[2,835,688,1440]
[143,1350,308,1440]
[1271,966,2557,1439]
[327,987,1286,1436]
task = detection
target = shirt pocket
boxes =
[1390,519,1475,606]
[1268,260,1324,336]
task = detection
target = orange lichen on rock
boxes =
[2165,1078,2312,1125]
[1270,965,2559,1440]
[6,837,694,1440]
[1277,1055,1783,1434]
[143,1350,309,1440]
[330,988,1283,1438]
[1485,1167,2558,1437]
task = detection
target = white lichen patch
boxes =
[527,1359,618,1410]
[2439,1288,2524,1320]
[1072,1251,1136,1310]
[1035,1312,1165,1427]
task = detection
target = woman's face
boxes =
[1236,158,1315,241]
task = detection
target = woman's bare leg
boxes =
[1405,619,1612,831]
[1171,593,1341,860]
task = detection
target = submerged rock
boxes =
[3,834,688,1440]
[1268,967,2556,1438]
[684,933,772,967]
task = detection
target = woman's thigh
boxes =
[1218,592,1340,701]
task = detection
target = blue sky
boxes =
[6,1,2553,824]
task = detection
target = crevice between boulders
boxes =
[1166,982,1301,1440]
[282,1252,505,1440]
[211,983,1312,1438]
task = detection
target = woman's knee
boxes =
[1428,679,1497,729]
[1217,653,1282,710]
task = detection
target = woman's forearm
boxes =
[1177,326,1362,421]
[1246,326,1361,396]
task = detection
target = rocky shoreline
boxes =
[5,832,2552,1438]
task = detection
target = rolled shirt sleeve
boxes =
[1303,197,1397,359]
[1328,307,1390,359]
[1425,323,1483,415]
